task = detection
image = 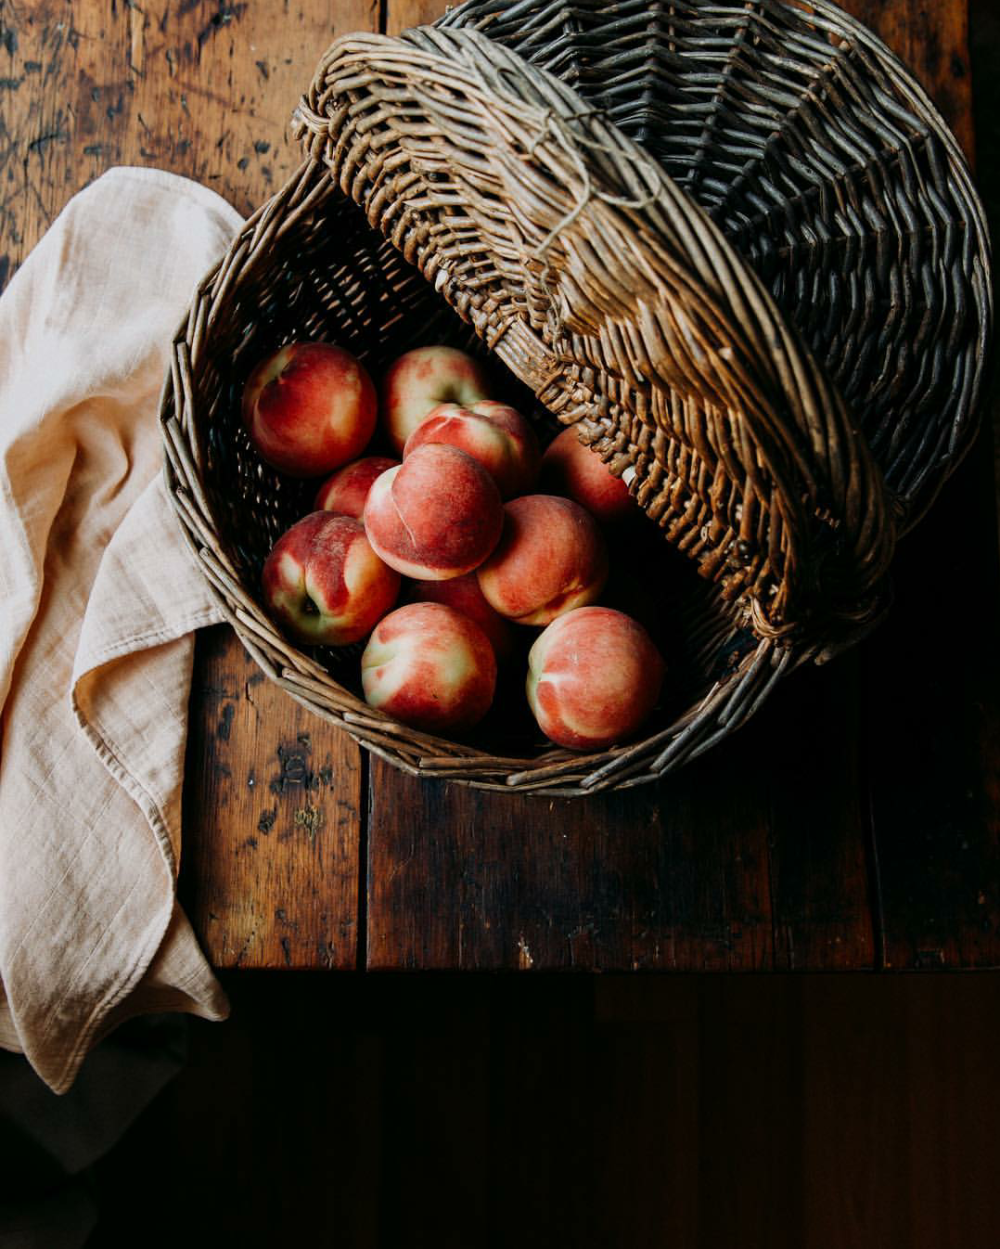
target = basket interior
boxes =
[191,177,762,759]
[439,0,992,530]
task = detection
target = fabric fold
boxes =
[0,167,243,1091]
[71,473,224,878]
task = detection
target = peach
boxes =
[380,345,490,454]
[361,602,497,733]
[315,456,400,518]
[540,426,636,523]
[412,571,514,660]
[242,342,377,477]
[262,512,400,646]
[403,400,540,498]
[363,443,503,580]
[526,607,665,750]
[476,494,608,625]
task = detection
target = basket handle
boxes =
[294,27,896,647]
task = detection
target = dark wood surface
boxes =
[1,0,996,971]
[82,972,1000,1247]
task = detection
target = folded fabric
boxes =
[0,167,244,1092]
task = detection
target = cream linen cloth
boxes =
[0,167,245,1093]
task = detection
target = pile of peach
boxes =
[246,341,665,751]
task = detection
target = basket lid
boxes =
[295,24,895,649]
[439,0,994,533]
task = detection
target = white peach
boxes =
[540,426,636,523]
[363,444,504,580]
[526,607,665,749]
[411,571,514,660]
[262,512,400,646]
[380,345,490,454]
[476,494,608,625]
[403,401,540,498]
[315,456,400,518]
[361,602,497,733]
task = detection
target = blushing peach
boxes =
[262,512,400,646]
[242,342,376,477]
[412,571,514,660]
[363,444,503,581]
[526,607,665,750]
[315,456,400,518]
[540,426,636,523]
[403,401,540,498]
[380,345,490,453]
[476,495,608,626]
[361,602,497,733]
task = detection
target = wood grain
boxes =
[365,683,876,970]
[180,625,362,968]
[88,974,386,1246]
[374,980,494,1247]
[754,661,876,971]
[696,977,804,1247]
[591,979,702,1249]
[0,0,372,245]
[860,447,1000,970]
[87,974,1000,1245]
[366,740,781,972]
[0,0,373,968]
[384,0,441,35]
[844,0,1000,970]
[801,976,1000,1248]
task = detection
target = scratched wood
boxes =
[366,745,781,972]
[0,0,373,968]
[180,626,362,968]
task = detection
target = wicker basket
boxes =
[439,0,994,533]
[160,2,991,797]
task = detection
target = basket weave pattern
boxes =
[440,0,993,530]
[161,2,991,796]
[296,28,894,644]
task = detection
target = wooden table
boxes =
[2,0,996,973]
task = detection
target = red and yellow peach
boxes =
[526,606,665,749]
[412,571,514,660]
[243,342,376,477]
[315,455,400,518]
[476,494,608,626]
[361,602,497,732]
[363,443,503,580]
[540,426,636,523]
[262,512,400,646]
[403,400,540,499]
[380,345,490,454]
